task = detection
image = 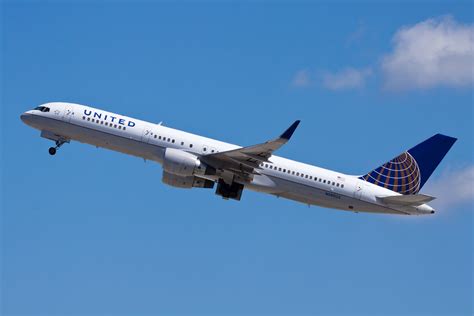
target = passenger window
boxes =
[323,180,326,183]
[190,144,193,148]
[154,135,157,138]
[278,168,282,171]
[296,172,299,176]
[181,141,184,145]
[341,184,344,188]
[292,171,295,175]
[283,169,286,173]
[87,117,90,121]
[114,124,117,128]
[203,148,207,151]
[100,121,103,124]
[332,182,335,186]
[305,175,308,178]
[123,127,126,130]
[167,138,170,142]
[172,139,175,143]
[82,116,85,120]
[336,183,340,187]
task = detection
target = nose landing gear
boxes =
[48,147,57,155]
[48,139,68,156]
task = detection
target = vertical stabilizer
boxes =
[359,134,457,195]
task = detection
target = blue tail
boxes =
[359,134,457,195]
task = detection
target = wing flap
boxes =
[377,194,435,206]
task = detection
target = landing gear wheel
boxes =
[48,147,57,155]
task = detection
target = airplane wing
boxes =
[200,120,300,178]
[377,194,435,206]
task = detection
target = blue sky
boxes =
[1,2,473,315]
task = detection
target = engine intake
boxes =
[163,148,201,177]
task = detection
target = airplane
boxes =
[20,102,457,216]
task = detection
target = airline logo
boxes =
[360,151,421,195]
[84,109,136,127]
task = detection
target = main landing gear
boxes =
[48,139,68,156]
[215,179,244,201]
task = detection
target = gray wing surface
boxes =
[200,120,301,178]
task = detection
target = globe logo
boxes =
[360,152,421,195]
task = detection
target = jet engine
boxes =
[162,171,214,189]
[163,147,202,177]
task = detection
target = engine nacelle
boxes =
[163,148,201,177]
[162,171,214,189]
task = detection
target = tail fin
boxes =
[359,134,457,195]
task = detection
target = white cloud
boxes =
[423,165,474,210]
[292,69,311,87]
[381,16,474,90]
[322,67,372,91]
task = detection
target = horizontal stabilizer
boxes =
[377,194,435,206]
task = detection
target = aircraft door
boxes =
[201,145,217,155]
[201,144,209,154]
[354,181,363,200]
[62,104,75,123]
[141,125,154,143]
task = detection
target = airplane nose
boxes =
[20,112,33,124]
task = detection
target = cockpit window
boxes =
[34,106,50,112]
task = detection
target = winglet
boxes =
[280,120,301,140]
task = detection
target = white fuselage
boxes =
[21,102,434,215]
